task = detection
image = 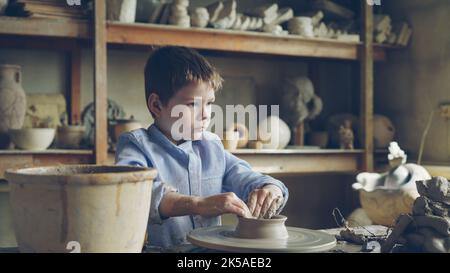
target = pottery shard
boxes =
[231,13,242,30]
[212,0,236,29]
[239,15,251,31]
[272,7,293,26]
[207,1,224,23]
[416,177,450,205]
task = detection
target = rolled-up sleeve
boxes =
[115,133,177,225]
[222,150,289,213]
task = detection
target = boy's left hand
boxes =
[247,185,283,219]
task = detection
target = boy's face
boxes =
[153,81,215,142]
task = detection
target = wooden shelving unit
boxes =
[0,1,394,175]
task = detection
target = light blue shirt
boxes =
[115,124,289,248]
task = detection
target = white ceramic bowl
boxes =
[9,128,56,151]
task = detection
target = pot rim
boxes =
[238,214,287,223]
[5,165,158,185]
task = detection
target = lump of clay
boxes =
[416,176,450,206]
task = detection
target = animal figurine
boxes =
[339,119,354,149]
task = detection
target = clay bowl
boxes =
[234,215,289,239]
[56,125,86,149]
[9,128,55,150]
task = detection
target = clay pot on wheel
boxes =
[234,215,289,239]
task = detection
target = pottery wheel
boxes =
[187,226,337,253]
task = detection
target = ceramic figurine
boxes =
[190,7,209,28]
[168,0,190,27]
[352,142,432,226]
[106,0,137,23]
[374,114,395,148]
[0,65,26,149]
[339,119,354,149]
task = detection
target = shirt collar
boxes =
[147,124,193,155]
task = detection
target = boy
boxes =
[115,46,289,249]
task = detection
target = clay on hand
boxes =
[247,185,284,219]
[195,192,252,218]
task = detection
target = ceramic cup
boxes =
[234,215,289,239]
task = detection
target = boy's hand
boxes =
[247,185,283,219]
[193,192,252,218]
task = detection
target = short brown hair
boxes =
[144,46,223,107]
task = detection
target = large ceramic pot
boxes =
[0,65,27,149]
[6,165,157,253]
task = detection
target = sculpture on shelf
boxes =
[106,0,137,23]
[338,119,354,150]
[81,99,126,148]
[168,0,190,28]
[0,64,26,149]
[257,116,291,150]
[280,76,323,146]
[351,142,432,226]
[374,114,396,148]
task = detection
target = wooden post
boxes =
[69,47,81,125]
[294,123,305,146]
[94,0,108,164]
[360,2,374,171]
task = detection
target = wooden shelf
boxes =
[0,16,90,39]
[233,149,363,175]
[0,149,93,155]
[107,21,388,61]
[0,16,394,61]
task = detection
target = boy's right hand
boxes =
[193,192,252,218]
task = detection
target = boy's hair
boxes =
[144,46,223,109]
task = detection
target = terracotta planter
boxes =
[0,65,27,149]
[5,165,157,253]
[9,128,55,150]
